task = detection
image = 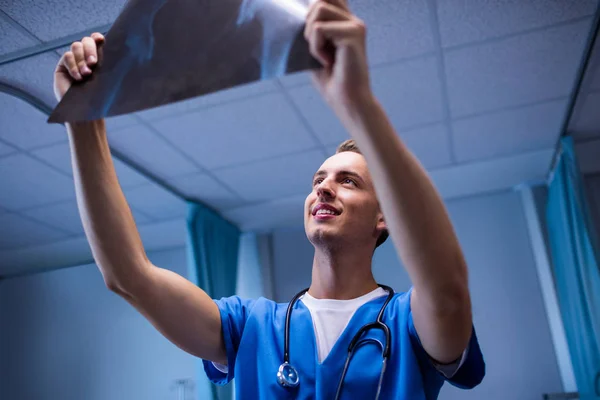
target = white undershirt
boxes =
[300,287,388,363]
[213,287,467,378]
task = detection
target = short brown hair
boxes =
[335,139,389,248]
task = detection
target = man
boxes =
[54,0,484,398]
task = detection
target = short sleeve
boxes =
[202,296,255,385]
[406,289,485,390]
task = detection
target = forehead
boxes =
[316,151,368,175]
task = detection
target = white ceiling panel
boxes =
[105,114,140,132]
[326,123,454,170]
[214,149,325,202]
[278,70,313,89]
[152,92,320,170]
[287,56,444,146]
[0,93,66,150]
[350,0,434,65]
[0,14,40,55]
[569,91,600,139]
[138,218,187,251]
[445,19,592,118]
[0,139,17,157]
[106,124,200,178]
[169,173,246,212]
[438,0,597,48]
[20,198,153,236]
[0,52,59,107]
[371,56,445,129]
[136,79,280,122]
[0,0,126,41]
[0,153,75,211]
[123,183,187,220]
[453,98,569,163]
[0,212,71,250]
[31,141,154,188]
[431,149,554,200]
[222,194,306,232]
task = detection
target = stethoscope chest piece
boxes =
[277,362,300,388]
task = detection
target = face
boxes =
[304,151,386,250]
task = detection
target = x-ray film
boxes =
[48,0,320,123]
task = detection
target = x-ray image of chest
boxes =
[49,0,320,123]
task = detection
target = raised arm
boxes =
[305,0,471,364]
[54,34,227,365]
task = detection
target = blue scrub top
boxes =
[203,289,485,399]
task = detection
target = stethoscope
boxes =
[276,284,395,400]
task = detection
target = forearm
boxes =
[335,93,469,308]
[67,120,150,289]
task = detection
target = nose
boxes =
[316,178,335,199]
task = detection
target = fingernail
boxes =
[75,72,82,80]
[81,65,91,74]
[88,56,96,64]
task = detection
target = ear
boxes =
[376,211,386,233]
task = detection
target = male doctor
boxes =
[54,0,485,398]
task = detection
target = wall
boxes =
[0,247,198,400]
[270,190,564,399]
[584,173,600,248]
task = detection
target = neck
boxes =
[308,246,378,300]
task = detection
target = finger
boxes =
[320,0,350,13]
[310,20,365,46]
[71,41,91,76]
[90,32,105,43]
[309,22,334,67]
[304,1,350,40]
[61,51,82,80]
[81,36,98,66]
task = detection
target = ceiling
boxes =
[0,0,599,277]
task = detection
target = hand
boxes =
[304,0,372,110]
[54,32,105,102]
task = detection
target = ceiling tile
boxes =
[107,124,200,179]
[350,0,434,64]
[431,149,554,200]
[278,70,313,89]
[31,141,154,188]
[0,52,59,107]
[0,153,75,211]
[0,15,40,55]
[136,79,280,122]
[453,98,569,163]
[169,172,246,212]
[0,139,17,157]
[152,92,319,170]
[105,114,140,132]
[445,20,591,118]
[0,212,70,250]
[569,91,600,140]
[222,194,306,232]
[21,198,152,236]
[214,149,325,202]
[324,123,453,171]
[123,183,187,220]
[137,219,187,250]
[287,56,444,146]
[0,93,66,150]
[438,0,597,48]
[0,0,126,41]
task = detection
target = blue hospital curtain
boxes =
[546,136,600,400]
[186,201,241,400]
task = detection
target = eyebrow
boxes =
[312,170,365,184]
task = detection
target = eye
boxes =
[313,177,324,186]
[343,178,357,186]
